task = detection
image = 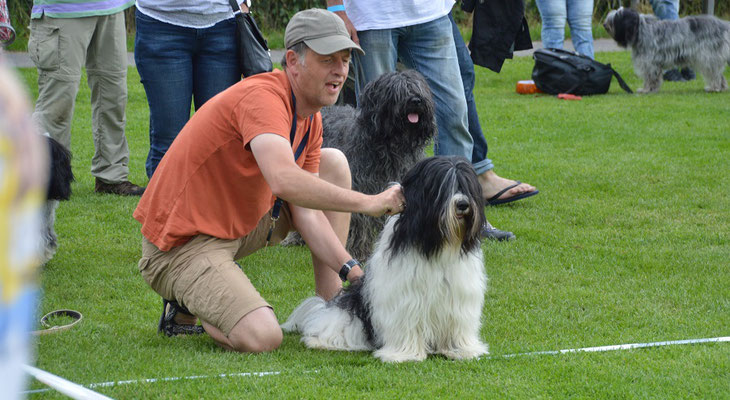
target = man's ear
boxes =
[285,49,299,71]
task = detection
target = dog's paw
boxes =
[374,348,427,363]
[440,342,489,360]
[636,86,659,94]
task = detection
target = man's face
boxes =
[291,48,350,111]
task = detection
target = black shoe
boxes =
[95,178,145,196]
[481,221,516,241]
[680,68,696,81]
[158,299,205,337]
[662,69,684,82]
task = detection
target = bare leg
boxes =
[202,306,282,353]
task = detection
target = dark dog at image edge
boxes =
[603,7,730,93]
[282,156,488,363]
[282,69,437,261]
[41,135,74,264]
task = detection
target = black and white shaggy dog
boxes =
[283,69,437,260]
[282,156,488,363]
[603,7,730,93]
[41,135,74,264]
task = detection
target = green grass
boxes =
[16,51,730,399]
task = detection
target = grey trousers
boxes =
[29,11,130,183]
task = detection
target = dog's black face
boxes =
[357,69,436,148]
[604,7,640,48]
[390,156,485,259]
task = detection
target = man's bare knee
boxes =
[227,307,283,353]
[320,148,351,189]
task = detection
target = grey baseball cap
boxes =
[285,9,364,55]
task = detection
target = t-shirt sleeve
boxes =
[233,86,291,147]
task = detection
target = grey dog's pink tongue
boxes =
[408,113,419,123]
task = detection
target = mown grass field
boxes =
[16,50,729,398]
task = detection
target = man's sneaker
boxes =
[95,178,145,196]
[663,68,684,82]
[158,299,205,337]
[481,221,516,241]
[680,67,696,81]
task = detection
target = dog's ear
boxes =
[614,7,640,47]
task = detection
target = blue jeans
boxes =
[352,15,491,175]
[535,0,595,59]
[134,10,241,178]
[450,13,493,170]
[649,0,679,20]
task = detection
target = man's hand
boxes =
[326,1,359,44]
[363,184,405,217]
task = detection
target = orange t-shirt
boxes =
[133,70,323,251]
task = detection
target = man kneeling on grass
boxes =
[133,9,405,353]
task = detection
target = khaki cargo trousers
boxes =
[29,11,131,183]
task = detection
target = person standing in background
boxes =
[134,0,248,178]
[28,0,146,196]
[535,0,595,58]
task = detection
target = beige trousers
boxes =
[29,11,130,183]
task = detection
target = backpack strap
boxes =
[608,64,633,94]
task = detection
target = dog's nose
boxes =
[456,200,470,212]
[409,97,422,106]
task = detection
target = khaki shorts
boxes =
[138,206,293,336]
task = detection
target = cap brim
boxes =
[304,35,364,56]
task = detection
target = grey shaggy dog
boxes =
[603,7,730,93]
[282,69,437,260]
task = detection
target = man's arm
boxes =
[249,133,402,217]
[289,204,363,282]
[326,0,359,45]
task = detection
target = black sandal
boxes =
[158,298,205,337]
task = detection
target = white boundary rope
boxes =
[486,336,730,359]
[23,336,729,397]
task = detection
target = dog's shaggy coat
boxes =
[282,156,488,362]
[283,69,437,260]
[603,7,730,93]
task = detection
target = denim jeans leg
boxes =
[566,0,594,58]
[397,16,476,169]
[535,0,567,50]
[649,0,679,20]
[191,18,240,110]
[449,13,493,172]
[351,28,399,103]
[135,10,195,178]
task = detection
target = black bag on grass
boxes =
[532,48,633,95]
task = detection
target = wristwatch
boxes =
[339,259,360,282]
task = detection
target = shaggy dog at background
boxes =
[603,7,730,93]
[282,156,488,363]
[283,69,436,260]
[41,135,74,264]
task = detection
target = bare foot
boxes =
[479,170,537,205]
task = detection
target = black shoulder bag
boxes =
[532,48,633,95]
[229,0,273,77]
